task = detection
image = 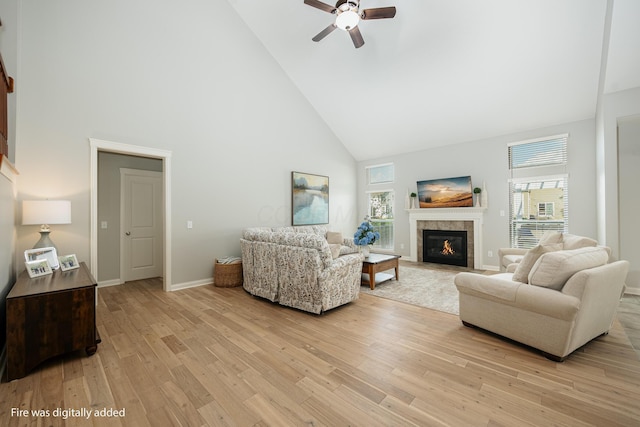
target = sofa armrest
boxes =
[498,247,528,272]
[342,238,358,250]
[339,238,359,255]
[498,248,528,257]
[328,251,364,269]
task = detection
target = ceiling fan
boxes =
[304,0,396,49]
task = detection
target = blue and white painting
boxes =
[292,171,329,225]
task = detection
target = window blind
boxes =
[508,135,569,249]
[366,163,394,185]
[508,133,568,170]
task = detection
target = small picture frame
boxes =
[58,254,79,271]
[25,259,53,278]
[24,247,59,270]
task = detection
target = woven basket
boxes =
[214,260,243,287]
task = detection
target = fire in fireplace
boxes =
[423,230,468,267]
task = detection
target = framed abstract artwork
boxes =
[416,176,474,208]
[292,171,329,225]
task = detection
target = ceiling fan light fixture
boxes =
[335,9,359,31]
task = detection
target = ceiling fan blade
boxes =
[361,6,397,20]
[304,0,337,14]
[312,23,337,42]
[349,26,365,48]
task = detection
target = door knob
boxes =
[125,232,131,236]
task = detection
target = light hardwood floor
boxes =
[2,277,640,426]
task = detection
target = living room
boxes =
[1,1,639,425]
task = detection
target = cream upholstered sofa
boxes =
[240,226,364,314]
[455,232,629,361]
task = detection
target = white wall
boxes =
[14,0,358,287]
[0,0,19,355]
[358,119,597,269]
[598,87,640,262]
[618,117,640,292]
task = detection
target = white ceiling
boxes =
[228,0,640,161]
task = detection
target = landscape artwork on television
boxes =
[292,171,329,225]
[416,176,474,208]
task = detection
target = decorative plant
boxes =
[410,192,417,198]
[473,187,482,194]
[353,216,380,246]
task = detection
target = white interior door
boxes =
[121,169,163,282]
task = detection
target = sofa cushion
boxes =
[528,246,609,290]
[512,243,563,283]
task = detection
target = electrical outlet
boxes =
[488,250,493,258]
[101,221,108,229]
[400,243,405,249]
[187,220,193,229]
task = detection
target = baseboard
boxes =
[482,264,500,272]
[97,279,123,288]
[624,287,640,296]
[96,277,215,291]
[171,278,213,291]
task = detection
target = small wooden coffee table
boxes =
[362,253,401,290]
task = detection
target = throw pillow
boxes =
[538,231,563,245]
[512,243,563,283]
[561,234,598,250]
[328,243,341,259]
[326,231,343,245]
[528,246,609,290]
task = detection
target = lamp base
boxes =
[33,230,57,251]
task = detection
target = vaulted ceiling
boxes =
[228,0,640,161]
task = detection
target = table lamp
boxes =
[22,200,71,250]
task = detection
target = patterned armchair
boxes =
[240,226,364,314]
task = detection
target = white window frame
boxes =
[366,189,395,251]
[366,163,394,185]
[508,134,568,249]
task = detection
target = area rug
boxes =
[359,265,463,315]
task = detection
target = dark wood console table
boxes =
[6,262,99,381]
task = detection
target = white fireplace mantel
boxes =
[407,207,486,268]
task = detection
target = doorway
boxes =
[90,138,172,291]
[120,168,163,282]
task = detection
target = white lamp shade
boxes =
[22,200,72,225]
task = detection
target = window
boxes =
[367,163,394,185]
[365,163,395,250]
[508,134,568,249]
[537,202,554,217]
[367,190,394,250]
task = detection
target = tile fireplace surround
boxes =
[407,207,486,269]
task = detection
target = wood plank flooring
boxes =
[1,277,640,426]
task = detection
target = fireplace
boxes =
[423,230,468,267]
[408,207,484,269]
